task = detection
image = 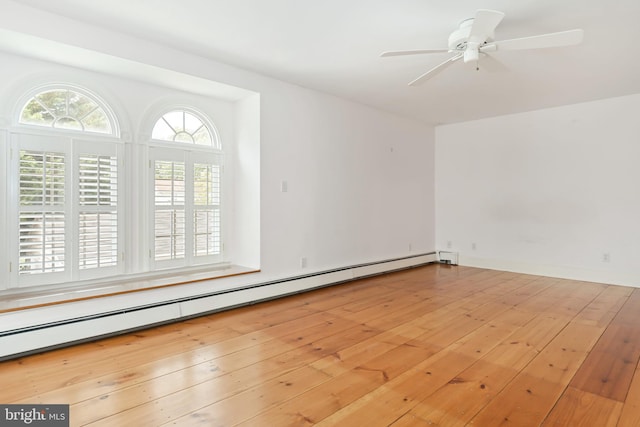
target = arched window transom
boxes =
[19,87,115,135]
[152,109,219,148]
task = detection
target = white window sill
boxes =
[0,264,260,313]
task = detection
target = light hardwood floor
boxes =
[2,264,640,426]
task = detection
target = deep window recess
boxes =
[150,108,222,270]
[5,89,225,292]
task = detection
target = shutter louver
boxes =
[78,155,118,269]
[194,163,221,256]
[154,160,185,261]
[18,150,66,274]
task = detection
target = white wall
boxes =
[233,93,261,269]
[436,94,640,286]
[0,1,435,340]
[259,85,434,277]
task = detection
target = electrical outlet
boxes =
[472,242,477,250]
[300,257,307,268]
[280,180,288,192]
[603,252,610,263]
[447,241,452,249]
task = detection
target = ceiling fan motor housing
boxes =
[447,18,494,51]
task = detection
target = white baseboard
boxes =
[460,255,640,288]
[0,253,436,360]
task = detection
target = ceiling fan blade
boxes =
[381,49,449,57]
[491,29,584,51]
[408,54,463,86]
[468,9,505,43]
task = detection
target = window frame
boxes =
[7,83,124,289]
[150,107,221,149]
[148,140,223,271]
[148,107,223,271]
[15,83,120,138]
[7,129,125,288]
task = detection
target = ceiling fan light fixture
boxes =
[463,44,480,63]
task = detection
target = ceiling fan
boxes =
[381,9,584,86]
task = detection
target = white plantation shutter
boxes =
[78,154,118,269]
[11,134,122,287]
[18,211,65,274]
[193,163,221,257]
[151,148,222,268]
[154,159,186,262]
[18,150,66,275]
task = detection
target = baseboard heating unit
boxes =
[438,251,459,265]
[0,252,437,361]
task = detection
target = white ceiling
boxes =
[16,0,640,125]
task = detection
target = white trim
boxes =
[459,254,640,287]
[151,107,221,149]
[140,102,223,149]
[0,254,437,360]
[0,261,238,303]
[0,130,7,283]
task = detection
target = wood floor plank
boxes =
[314,350,479,427]
[238,342,437,426]
[617,364,640,427]
[389,412,435,427]
[2,264,639,426]
[470,373,567,426]
[167,364,333,426]
[483,314,571,371]
[609,288,640,325]
[570,299,640,401]
[573,284,632,327]
[6,320,251,401]
[408,359,518,426]
[541,386,622,426]
[468,321,606,426]
[447,320,519,359]
[70,317,361,423]
[11,311,341,405]
[235,370,384,426]
[569,344,640,402]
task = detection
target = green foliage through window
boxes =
[20,88,113,134]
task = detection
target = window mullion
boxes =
[70,141,79,280]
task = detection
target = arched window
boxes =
[19,86,117,135]
[152,108,220,149]
[149,108,222,267]
[11,85,122,287]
